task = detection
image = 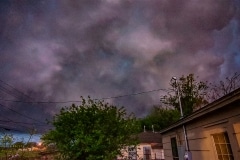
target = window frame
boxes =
[170,137,179,160]
[212,132,234,160]
[143,146,151,160]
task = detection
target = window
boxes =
[143,146,151,160]
[128,146,137,159]
[171,137,179,160]
[212,132,234,160]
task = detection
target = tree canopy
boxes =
[139,106,180,131]
[42,97,139,160]
[161,74,208,116]
[141,73,240,132]
[140,74,208,132]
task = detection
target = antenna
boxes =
[152,125,154,133]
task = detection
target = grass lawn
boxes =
[0,149,42,159]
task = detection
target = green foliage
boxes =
[139,106,181,131]
[13,141,24,149]
[161,74,208,116]
[0,134,14,148]
[0,133,15,159]
[141,73,239,131]
[42,97,140,160]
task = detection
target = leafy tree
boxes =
[0,133,14,159]
[140,106,180,131]
[142,73,240,131]
[13,141,24,149]
[42,97,139,160]
[161,74,208,116]
[0,134,14,148]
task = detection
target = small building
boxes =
[118,132,164,160]
[160,88,240,160]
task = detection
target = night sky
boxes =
[0,0,240,132]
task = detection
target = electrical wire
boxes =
[0,79,33,100]
[0,85,24,100]
[0,80,49,128]
[0,119,49,127]
[0,88,168,104]
[97,88,168,100]
[0,112,51,133]
[0,109,35,132]
[0,103,47,125]
[0,80,53,131]
[0,79,169,131]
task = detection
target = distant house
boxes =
[160,88,240,160]
[118,132,164,160]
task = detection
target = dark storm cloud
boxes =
[0,0,239,131]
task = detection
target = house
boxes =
[118,131,164,160]
[160,88,240,160]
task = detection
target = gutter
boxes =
[160,88,240,134]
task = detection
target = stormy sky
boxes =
[0,0,240,132]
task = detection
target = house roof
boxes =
[160,88,240,134]
[137,132,162,144]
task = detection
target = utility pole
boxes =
[172,77,192,160]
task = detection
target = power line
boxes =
[0,109,50,133]
[0,80,49,129]
[97,88,168,100]
[0,103,47,125]
[0,88,168,104]
[0,79,33,100]
[0,80,168,131]
[0,109,36,132]
[0,85,24,100]
[0,109,51,133]
[0,98,82,103]
[0,126,26,133]
[0,119,49,127]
